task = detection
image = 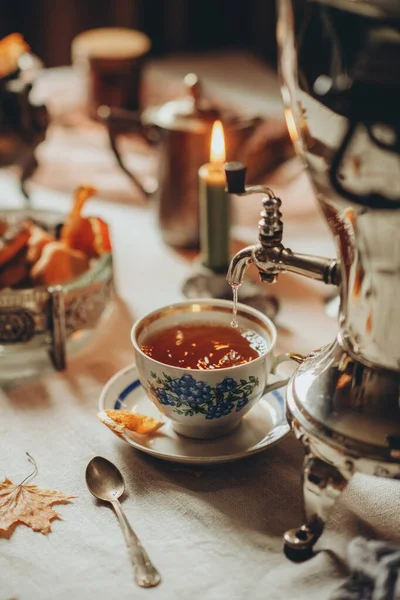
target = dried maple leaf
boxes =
[0,455,75,536]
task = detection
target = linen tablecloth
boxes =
[1,56,400,600]
[1,174,399,600]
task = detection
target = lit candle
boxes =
[199,120,230,272]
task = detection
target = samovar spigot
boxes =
[224,161,341,288]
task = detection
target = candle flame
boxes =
[210,120,226,164]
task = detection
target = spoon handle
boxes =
[111,499,161,588]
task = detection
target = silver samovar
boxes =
[225,0,400,558]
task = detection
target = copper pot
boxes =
[100,74,290,249]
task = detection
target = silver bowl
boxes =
[0,208,114,379]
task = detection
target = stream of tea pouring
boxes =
[231,284,240,328]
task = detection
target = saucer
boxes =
[99,364,290,465]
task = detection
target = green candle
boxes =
[199,121,230,272]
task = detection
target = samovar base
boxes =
[283,452,350,560]
[283,340,400,559]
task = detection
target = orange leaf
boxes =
[0,477,75,535]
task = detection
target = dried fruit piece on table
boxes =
[98,410,164,435]
[0,477,74,535]
[30,241,89,285]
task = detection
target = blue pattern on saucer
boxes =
[271,389,284,409]
[114,378,141,409]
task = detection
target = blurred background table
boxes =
[1,59,399,600]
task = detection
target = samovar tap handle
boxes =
[224,161,341,287]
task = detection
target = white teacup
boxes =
[131,299,295,440]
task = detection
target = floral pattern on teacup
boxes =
[148,372,259,419]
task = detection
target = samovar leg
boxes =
[284,454,351,560]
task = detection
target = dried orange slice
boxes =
[61,186,97,253]
[88,217,112,255]
[30,241,89,285]
[61,187,111,258]
[98,410,164,436]
[0,34,30,78]
[0,223,30,267]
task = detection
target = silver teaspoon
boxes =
[85,456,161,588]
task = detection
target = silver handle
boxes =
[111,499,161,588]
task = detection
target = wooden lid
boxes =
[72,28,151,61]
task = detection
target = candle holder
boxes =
[182,130,279,321]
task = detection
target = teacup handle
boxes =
[263,352,306,395]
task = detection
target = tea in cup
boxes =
[131,299,294,439]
